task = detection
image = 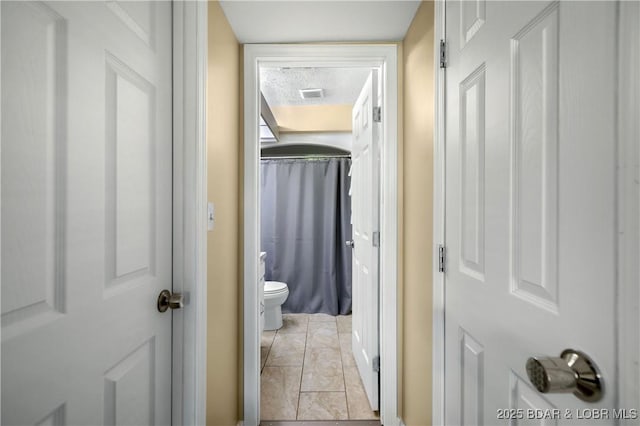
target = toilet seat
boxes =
[265,281,288,294]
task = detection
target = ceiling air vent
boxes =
[299,88,324,100]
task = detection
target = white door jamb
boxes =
[172,1,208,425]
[243,44,399,426]
[432,1,447,425]
[617,0,640,413]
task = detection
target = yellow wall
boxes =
[401,2,435,424]
[271,104,353,132]
[205,2,435,424]
[206,2,241,424]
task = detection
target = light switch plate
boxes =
[207,202,214,231]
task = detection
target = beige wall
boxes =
[400,2,435,425]
[204,2,435,424]
[271,104,353,132]
[206,2,241,424]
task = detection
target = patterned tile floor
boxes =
[260,314,380,421]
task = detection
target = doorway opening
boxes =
[258,65,378,422]
[243,44,400,426]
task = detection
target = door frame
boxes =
[432,1,640,424]
[172,1,208,425]
[617,0,640,413]
[432,1,446,425]
[243,44,399,425]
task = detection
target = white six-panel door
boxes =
[1,1,173,424]
[444,1,618,424]
[351,70,380,411]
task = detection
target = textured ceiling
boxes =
[260,67,371,106]
[219,1,420,43]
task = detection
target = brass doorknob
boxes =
[157,289,184,312]
[526,349,603,402]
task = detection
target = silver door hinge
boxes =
[373,356,380,372]
[440,40,447,69]
[372,231,380,247]
[438,245,446,272]
[373,106,382,123]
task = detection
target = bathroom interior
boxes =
[258,66,380,422]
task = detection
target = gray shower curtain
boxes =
[260,157,352,315]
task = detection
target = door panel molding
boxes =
[0,0,68,340]
[458,63,486,283]
[508,2,559,314]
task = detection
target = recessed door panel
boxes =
[459,64,486,282]
[1,1,67,336]
[510,3,559,313]
[105,54,157,292]
[104,339,156,426]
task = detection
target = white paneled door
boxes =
[445,1,617,424]
[350,70,380,411]
[1,1,173,424]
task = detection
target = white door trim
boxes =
[617,0,640,412]
[172,1,208,425]
[432,1,446,425]
[433,0,640,421]
[0,0,3,416]
[243,43,399,426]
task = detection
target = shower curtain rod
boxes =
[260,154,352,160]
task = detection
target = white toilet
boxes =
[264,281,289,330]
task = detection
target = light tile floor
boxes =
[260,314,380,421]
